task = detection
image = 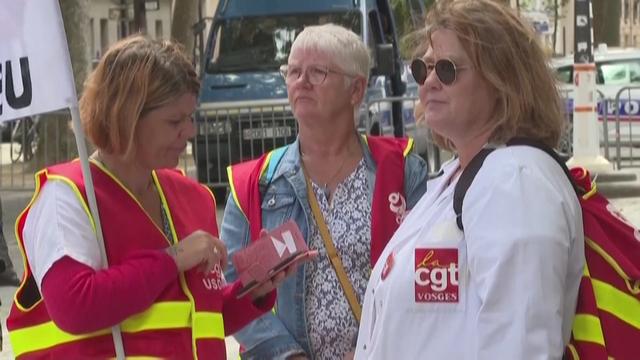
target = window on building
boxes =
[155,20,163,40]
[100,18,109,58]
[89,18,95,60]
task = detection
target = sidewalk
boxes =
[3,186,640,358]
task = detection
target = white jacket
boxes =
[355,146,585,360]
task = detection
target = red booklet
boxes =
[232,220,317,298]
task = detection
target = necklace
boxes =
[301,149,349,198]
[90,152,155,193]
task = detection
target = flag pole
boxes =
[54,1,125,356]
[69,104,126,359]
[1,1,126,355]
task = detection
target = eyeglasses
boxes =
[410,58,468,86]
[279,64,354,85]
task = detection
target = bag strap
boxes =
[453,148,495,231]
[304,173,362,323]
[453,138,579,231]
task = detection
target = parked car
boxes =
[552,45,640,153]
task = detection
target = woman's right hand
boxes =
[166,230,227,273]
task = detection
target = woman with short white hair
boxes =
[222,23,428,359]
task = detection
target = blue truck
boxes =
[192,0,414,200]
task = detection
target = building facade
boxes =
[87,0,172,65]
[621,0,640,47]
[87,0,220,64]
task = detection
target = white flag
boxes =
[0,0,77,122]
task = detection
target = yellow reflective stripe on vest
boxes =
[121,301,191,332]
[10,323,110,357]
[572,314,605,345]
[403,138,414,157]
[227,166,248,222]
[192,312,225,339]
[10,301,224,357]
[592,278,640,330]
[587,237,640,295]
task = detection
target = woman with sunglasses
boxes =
[355,1,584,359]
[221,23,428,359]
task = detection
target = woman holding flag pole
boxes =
[6,35,287,359]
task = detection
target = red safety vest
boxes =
[565,167,640,360]
[228,135,414,266]
[7,160,227,359]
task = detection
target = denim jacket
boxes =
[221,136,428,359]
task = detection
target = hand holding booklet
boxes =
[232,221,317,298]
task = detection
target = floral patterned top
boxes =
[305,159,371,359]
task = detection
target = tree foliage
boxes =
[33,0,91,167]
[390,0,433,58]
[170,0,199,58]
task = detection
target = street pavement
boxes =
[3,183,640,358]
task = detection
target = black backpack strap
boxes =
[453,148,496,231]
[453,138,580,232]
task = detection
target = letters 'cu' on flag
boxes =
[0,0,77,123]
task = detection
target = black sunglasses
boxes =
[410,58,467,86]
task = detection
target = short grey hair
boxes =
[290,23,370,83]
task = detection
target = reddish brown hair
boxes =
[79,35,199,156]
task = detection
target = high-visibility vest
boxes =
[565,167,640,360]
[7,160,227,359]
[228,135,414,266]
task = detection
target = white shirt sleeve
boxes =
[463,150,583,359]
[23,180,102,289]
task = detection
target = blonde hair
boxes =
[79,35,199,156]
[421,0,564,151]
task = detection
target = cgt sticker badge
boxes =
[414,248,459,303]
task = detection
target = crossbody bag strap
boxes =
[304,174,362,323]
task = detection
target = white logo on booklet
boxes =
[388,192,407,224]
[272,230,297,258]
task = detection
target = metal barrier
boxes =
[16,91,617,191]
[609,85,640,169]
[189,96,450,197]
[191,99,297,199]
[0,109,81,190]
[0,108,196,191]
[557,88,574,158]
[559,85,640,169]
[557,89,610,159]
